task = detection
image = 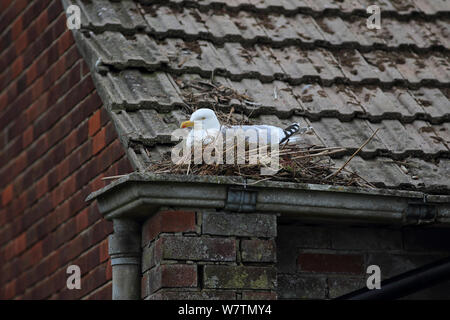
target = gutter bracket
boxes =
[406,202,437,224]
[224,187,257,213]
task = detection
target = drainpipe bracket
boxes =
[110,255,140,266]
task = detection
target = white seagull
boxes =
[180,108,310,146]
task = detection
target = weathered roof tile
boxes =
[94,71,184,110]
[333,156,413,188]
[67,0,450,193]
[69,0,146,31]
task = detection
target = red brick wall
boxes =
[277,223,450,299]
[0,0,133,299]
[141,209,277,300]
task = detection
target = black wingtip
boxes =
[280,123,301,143]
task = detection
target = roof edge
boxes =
[86,173,450,226]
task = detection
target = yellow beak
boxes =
[181,120,194,128]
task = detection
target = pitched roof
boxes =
[64,0,450,194]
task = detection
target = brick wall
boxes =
[277,223,450,299]
[139,210,450,300]
[0,0,133,299]
[141,209,278,300]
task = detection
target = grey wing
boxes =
[222,125,285,144]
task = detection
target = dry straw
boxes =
[105,79,378,189]
[147,140,374,188]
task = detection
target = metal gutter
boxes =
[86,173,450,300]
[87,173,450,226]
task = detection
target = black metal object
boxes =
[335,256,450,300]
[224,187,257,212]
[406,202,437,224]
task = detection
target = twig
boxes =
[186,162,191,175]
[291,148,346,160]
[225,107,235,125]
[243,100,261,106]
[246,177,272,185]
[325,128,380,180]
[197,80,217,88]
[306,146,344,152]
[101,174,128,180]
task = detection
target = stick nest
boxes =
[148,144,374,188]
[146,78,375,189]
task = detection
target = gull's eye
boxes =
[201,117,206,120]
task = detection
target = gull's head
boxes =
[180,108,220,130]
